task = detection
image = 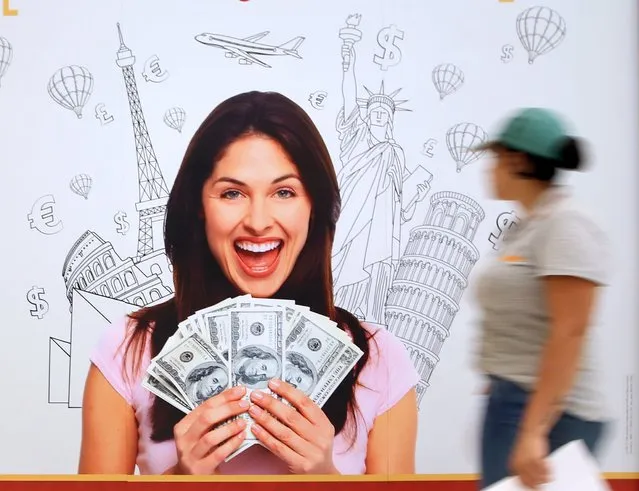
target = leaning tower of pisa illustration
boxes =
[385,191,485,407]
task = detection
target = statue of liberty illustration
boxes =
[332,14,431,325]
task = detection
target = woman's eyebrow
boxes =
[212,174,302,186]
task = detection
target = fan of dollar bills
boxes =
[142,294,364,461]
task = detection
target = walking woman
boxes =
[77,90,419,476]
[474,108,609,489]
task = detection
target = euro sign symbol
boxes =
[142,55,169,83]
[27,194,63,235]
[308,90,327,110]
[501,44,514,63]
[27,286,49,320]
[373,25,404,71]
[114,211,130,235]
[488,210,519,250]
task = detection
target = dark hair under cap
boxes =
[476,108,587,182]
[507,136,584,182]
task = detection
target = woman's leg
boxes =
[479,378,528,489]
[480,377,606,488]
[547,412,607,456]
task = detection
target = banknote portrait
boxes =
[284,351,318,395]
[185,361,229,405]
[232,345,282,389]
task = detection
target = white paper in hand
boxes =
[484,440,612,491]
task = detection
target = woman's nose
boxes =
[243,199,274,233]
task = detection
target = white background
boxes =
[0,0,637,475]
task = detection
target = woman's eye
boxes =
[276,189,295,199]
[221,190,242,199]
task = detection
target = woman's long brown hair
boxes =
[123,90,372,443]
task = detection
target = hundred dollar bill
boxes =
[149,364,185,402]
[157,331,184,358]
[230,307,284,440]
[284,313,362,407]
[142,373,191,413]
[298,309,353,344]
[201,310,232,362]
[248,298,300,334]
[177,318,200,339]
[186,313,205,335]
[153,332,230,409]
[311,344,362,408]
[195,295,254,355]
[194,295,252,326]
[199,296,252,358]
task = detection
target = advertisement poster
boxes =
[0,0,637,489]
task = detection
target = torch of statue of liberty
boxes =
[332,14,429,324]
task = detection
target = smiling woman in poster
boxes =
[473,108,609,489]
[77,90,419,476]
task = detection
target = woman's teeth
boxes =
[235,241,281,253]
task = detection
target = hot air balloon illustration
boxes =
[47,65,94,118]
[432,63,464,100]
[446,122,488,173]
[0,37,12,88]
[516,6,567,64]
[69,173,93,199]
[163,107,186,133]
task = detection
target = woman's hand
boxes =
[509,430,551,489]
[248,379,339,475]
[170,386,250,475]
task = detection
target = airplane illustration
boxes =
[194,31,305,68]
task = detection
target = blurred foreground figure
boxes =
[473,108,609,489]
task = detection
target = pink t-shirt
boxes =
[89,316,419,475]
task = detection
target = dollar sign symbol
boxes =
[27,286,49,319]
[501,44,514,63]
[373,25,404,71]
[488,211,519,250]
[114,211,130,235]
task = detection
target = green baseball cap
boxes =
[474,107,569,160]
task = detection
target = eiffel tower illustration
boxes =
[115,23,171,260]
[48,24,176,409]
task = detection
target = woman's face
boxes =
[202,134,312,297]
[489,148,517,201]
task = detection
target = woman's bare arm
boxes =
[519,275,599,435]
[78,363,138,474]
[365,388,418,475]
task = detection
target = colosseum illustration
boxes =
[61,231,173,308]
[385,191,485,406]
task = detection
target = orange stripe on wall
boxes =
[0,480,637,491]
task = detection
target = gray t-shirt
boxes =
[475,186,609,421]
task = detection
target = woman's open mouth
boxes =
[234,239,283,278]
